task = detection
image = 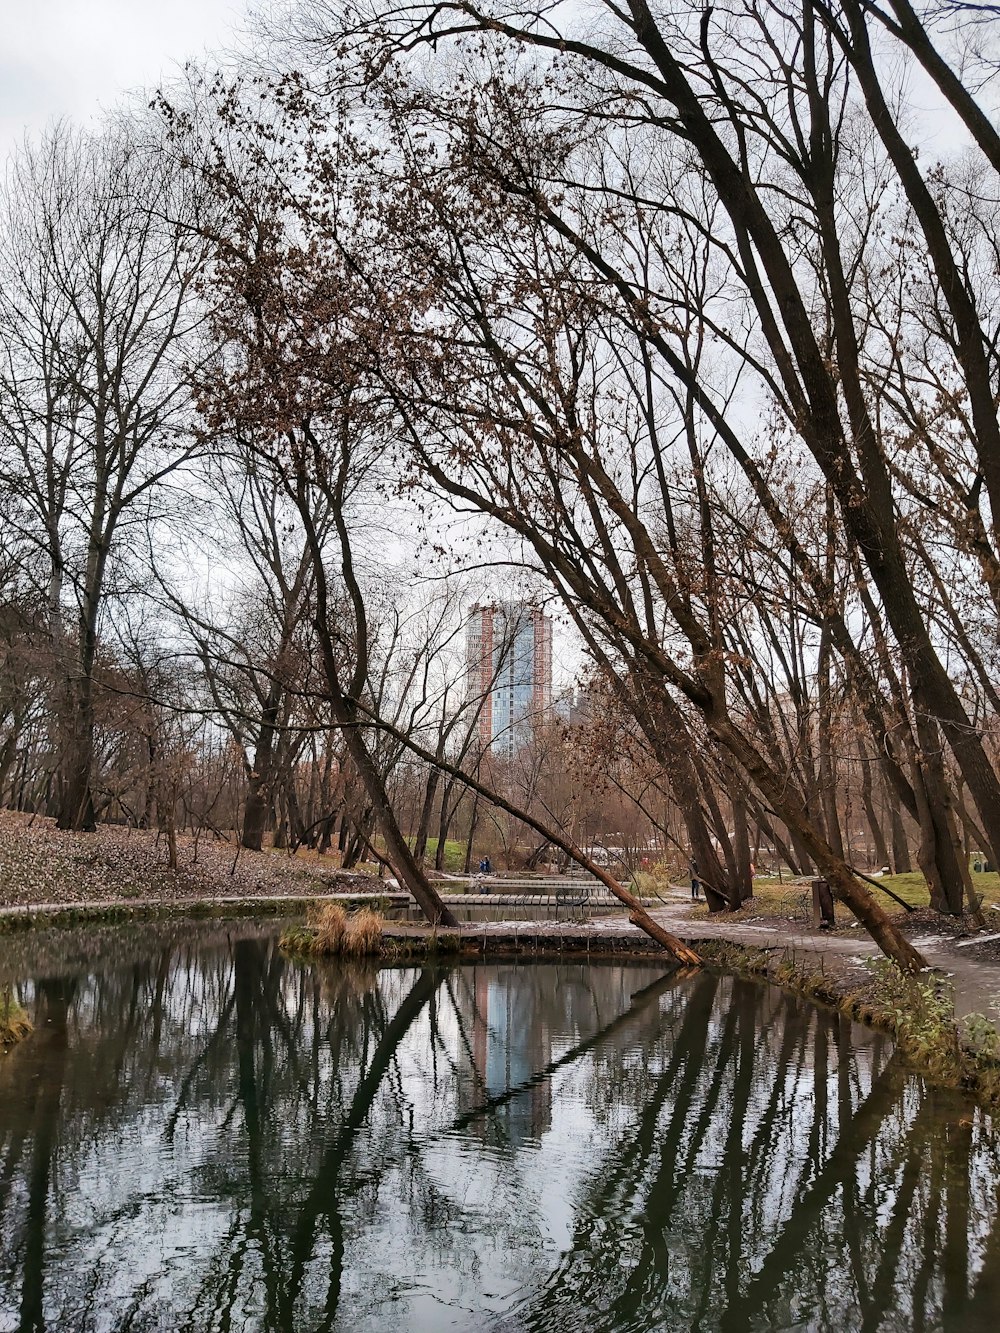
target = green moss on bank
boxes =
[697,940,1000,1110]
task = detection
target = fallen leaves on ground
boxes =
[0,811,380,908]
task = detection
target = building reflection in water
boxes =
[468,967,553,1144]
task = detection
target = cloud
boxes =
[0,0,248,150]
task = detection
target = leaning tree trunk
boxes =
[356,711,703,965]
[710,714,927,972]
[630,688,738,909]
[911,712,967,914]
[659,741,730,910]
[710,756,754,905]
[292,439,458,928]
[329,694,458,925]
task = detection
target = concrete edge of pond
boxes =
[4,895,1000,1108]
[0,892,408,934]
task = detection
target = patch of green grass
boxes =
[686,868,1000,921]
[876,872,932,907]
[877,870,1000,910]
[420,839,468,872]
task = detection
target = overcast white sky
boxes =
[0,0,252,152]
[0,1,981,158]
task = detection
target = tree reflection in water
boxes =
[0,925,997,1332]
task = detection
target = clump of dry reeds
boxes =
[341,907,383,956]
[0,990,32,1047]
[281,903,384,957]
[312,902,348,953]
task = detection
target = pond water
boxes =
[1,921,998,1332]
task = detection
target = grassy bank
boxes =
[696,939,1000,1109]
[681,869,1000,927]
[877,870,1000,909]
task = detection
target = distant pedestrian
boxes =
[478,857,487,874]
[483,856,492,874]
[690,858,700,900]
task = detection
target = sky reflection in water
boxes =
[0,921,998,1332]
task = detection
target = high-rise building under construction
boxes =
[466,602,553,758]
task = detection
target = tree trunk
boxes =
[857,740,889,869]
[710,712,927,971]
[54,681,97,832]
[911,712,966,914]
[434,781,461,871]
[463,789,481,874]
[412,766,440,866]
[888,800,912,875]
[242,684,282,851]
[332,697,457,924]
[817,628,845,862]
[698,768,741,907]
[730,792,754,905]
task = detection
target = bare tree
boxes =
[0,120,206,829]
[251,0,1000,956]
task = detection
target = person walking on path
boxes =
[690,858,700,900]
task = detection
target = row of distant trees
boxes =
[1,0,1000,966]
